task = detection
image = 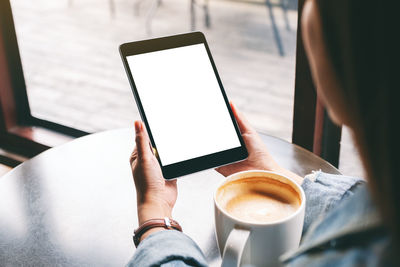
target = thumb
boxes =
[230,102,255,134]
[134,121,152,158]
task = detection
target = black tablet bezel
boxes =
[119,32,248,179]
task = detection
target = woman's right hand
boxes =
[216,103,303,185]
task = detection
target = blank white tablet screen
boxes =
[127,44,241,166]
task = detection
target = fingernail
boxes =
[134,121,141,133]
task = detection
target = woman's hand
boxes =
[130,121,177,240]
[216,103,303,185]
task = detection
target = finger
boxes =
[230,102,255,134]
[135,121,152,158]
[166,179,177,187]
[215,164,242,177]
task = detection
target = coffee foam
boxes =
[216,177,301,224]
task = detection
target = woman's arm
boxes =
[127,230,208,267]
[128,121,207,266]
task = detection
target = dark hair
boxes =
[315,0,400,247]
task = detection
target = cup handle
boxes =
[221,228,251,267]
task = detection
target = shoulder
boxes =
[283,183,393,266]
[300,171,366,234]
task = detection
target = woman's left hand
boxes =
[130,121,177,239]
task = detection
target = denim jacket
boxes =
[128,172,391,266]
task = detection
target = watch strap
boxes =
[133,217,182,247]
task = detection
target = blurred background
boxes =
[8,0,363,177]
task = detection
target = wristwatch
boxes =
[133,217,182,247]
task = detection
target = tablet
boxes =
[119,32,248,179]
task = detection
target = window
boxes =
[10,0,298,140]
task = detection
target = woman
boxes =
[127,0,399,265]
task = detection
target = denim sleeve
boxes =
[301,171,365,235]
[127,230,208,267]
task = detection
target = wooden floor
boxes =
[9,0,363,177]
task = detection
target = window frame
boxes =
[0,0,87,158]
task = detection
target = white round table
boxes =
[0,128,339,266]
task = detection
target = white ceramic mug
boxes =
[214,170,305,267]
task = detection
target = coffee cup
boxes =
[214,170,305,267]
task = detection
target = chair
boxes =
[134,0,211,35]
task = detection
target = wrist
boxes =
[137,201,172,225]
